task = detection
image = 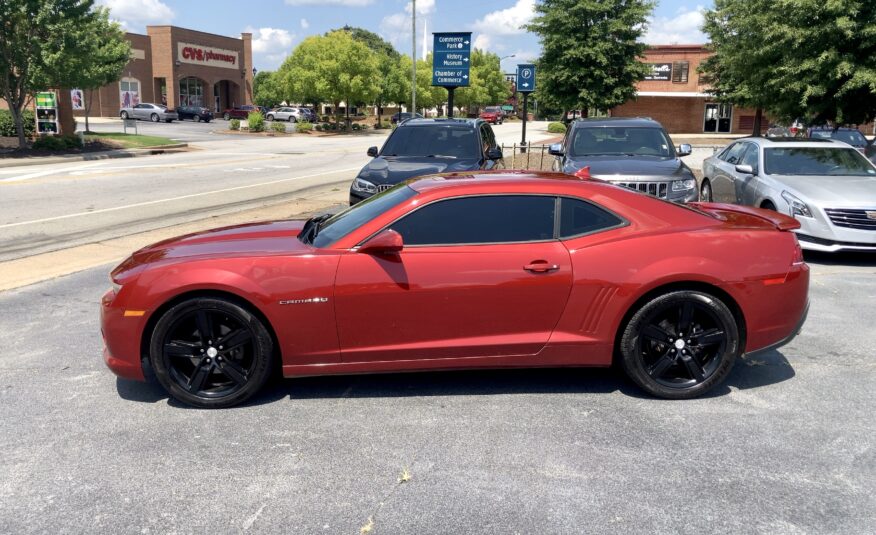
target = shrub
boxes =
[0,109,36,138]
[547,122,567,134]
[229,119,240,131]
[247,111,265,132]
[296,121,313,133]
[32,134,82,151]
[351,123,359,131]
[270,121,287,133]
[314,124,322,131]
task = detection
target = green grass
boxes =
[84,132,177,149]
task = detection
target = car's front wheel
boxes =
[120,111,129,119]
[149,297,274,408]
[266,114,274,121]
[619,290,740,399]
[700,180,713,202]
[193,114,200,122]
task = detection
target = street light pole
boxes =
[411,0,416,116]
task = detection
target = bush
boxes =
[229,119,240,131]
[296,121,313,133]
[0,109,36,138]
[32,134,82,151]
[547,122,567,134]
[247,111,265,132]
[314,124,322,131]
[270,121,287,133]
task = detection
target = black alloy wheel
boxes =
[620,291,740,399]
[701,180,713,202]
[150,297,273,408]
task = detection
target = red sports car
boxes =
[101,171,809,408]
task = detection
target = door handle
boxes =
[524,261,559,273]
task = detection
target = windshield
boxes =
[809,130,867,147]
[764,147,876,176]
[310,185,418,248]
[570,127,674,158]
[380,126,479,158]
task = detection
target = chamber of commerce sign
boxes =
[177,42,238,69]
[644,63,672,81]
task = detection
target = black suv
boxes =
[548,117,697,202]
[349,118,504,205]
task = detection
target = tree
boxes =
[402,55,445,114]
[701,0,876,131]
[340,26,407,126]
[455,49,509,114]
[253,71,283,108]
[0,0,96,147]
[278,31,379,126]
[526,0,653,121]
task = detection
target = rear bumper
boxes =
[745,299,809,357]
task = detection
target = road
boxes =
[0,254,874,534]
[0,121,553,262]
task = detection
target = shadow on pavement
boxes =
[803,250,876,267]
[115,349,796,407]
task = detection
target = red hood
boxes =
[113,220,309,278]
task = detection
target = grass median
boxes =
[83,132,178,149]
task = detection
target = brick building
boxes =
[611,45,762,135]
[74,25,254,118]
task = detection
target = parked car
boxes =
[265,107,304,122]
[101,170,809,408]
[350,118,504,204]
[297,107,318,123]
[767,118,806,138]
[479,106,504,124]
[806,126,868,153]
[701,137,876,252]
[119,103,178,123]
[222,105,260,120]
[176,105,214,123]
[549,117,698,202]
[390,112,423,124]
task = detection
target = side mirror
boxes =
[359,229,403,255]
[677,143,692,157]
[486,147,503,160]
[735,164,754,175]
[367,146,379,157]
[548,143,564,156]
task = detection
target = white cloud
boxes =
[643,6,707,45]
[379,0,437,55]
[473,34,491,51]
[404,0,435,15]
[471,0,535,36]
[246,27,295,69]
[96,0,174,30]
[300,18,310,29]
[285,0,372,5]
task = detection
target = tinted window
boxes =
[380,126,479,159]
[311,186,418,248]
[723,142,747,164]
[570,127,673,158]
[764,147,876,176]
[390,195,556,245]
[739,143,759,170]
[559,198,623,238]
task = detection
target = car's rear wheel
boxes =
[619,290,740,399]
[149,297,274,408]
[700,180,713,202]
[193,114,200,122]
[289,116,296,123]
[150,113,159,122]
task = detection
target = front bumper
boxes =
[795,233,876,253]
[100,288,147,381]
[349,188,369,205]
[792,208,876,253]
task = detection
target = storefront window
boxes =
[179,77,204,107]
[119,78,140,108]
[704,103,732,133]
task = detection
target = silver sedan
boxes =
[119,103,178,122]
[701,137,876,252]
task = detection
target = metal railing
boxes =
[500,143,554,171]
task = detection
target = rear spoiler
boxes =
[689,202,801,231]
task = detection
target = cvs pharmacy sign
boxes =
[177,42,239,69]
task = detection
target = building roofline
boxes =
[146,25,246,43]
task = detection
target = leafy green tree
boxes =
[403,54,445,113]
[455,49,509,114]
[278,31,379,126]
[701,0,876,130]
[0,0,101,147]
[339,26,407,126]
[253,71,283,108]
[526,0,653,121]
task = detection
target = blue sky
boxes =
[97,0,710,72]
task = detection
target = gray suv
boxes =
[549,117,697,202]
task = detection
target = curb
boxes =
[0,143,189,169]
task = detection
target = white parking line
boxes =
[0,167,359,230]
[0,162,108,183]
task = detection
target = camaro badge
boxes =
[279,297,329,305]
[866,211,876,220]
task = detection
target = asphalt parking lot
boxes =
[1,252,874,534]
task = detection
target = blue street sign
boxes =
[432,32,471,87]
[517,63,536,93]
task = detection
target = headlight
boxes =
[671,178,697,191]
[781,191,813,218]
[352,178,377,194]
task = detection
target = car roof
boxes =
[742,137,847,147]
[408,170,597,194]
[808,126,861,132]
[400,118,482,128]
[572,117,663,128]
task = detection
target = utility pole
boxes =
[411,0,416,115]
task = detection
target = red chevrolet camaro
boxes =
[101,171,809,408]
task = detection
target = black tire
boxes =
[700,180,713,202]
[761,200,777,211]
[149,297,274,408]
[165,119,173,123]
[120,111,129,119]
[619,290,740,399]
[150,113,159,122]
[223,113,231,121]
[193,114,201,122]
[266,114,274,121]
[289,116,296,123]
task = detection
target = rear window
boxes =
[381,126,479,159]
[559,198,624,238]
[764,147,876,176]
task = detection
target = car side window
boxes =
[723,143,747,164]
[479,125,492,155]
[390,195,556,246]
[740,143,759,172]
[559,198,624,238]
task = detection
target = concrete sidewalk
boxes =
[0,144,189,169]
